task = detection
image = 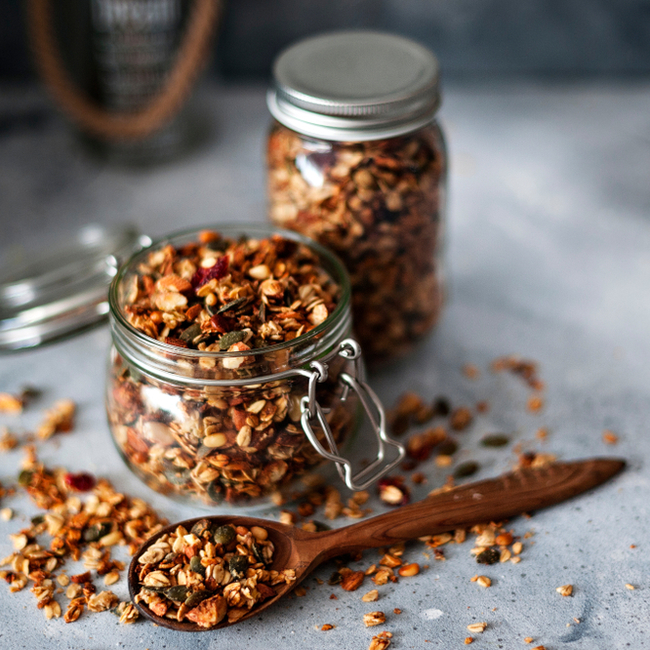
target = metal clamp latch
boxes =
[300,338,405,491]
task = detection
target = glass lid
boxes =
[0,224,150,351]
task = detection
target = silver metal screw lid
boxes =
[268,30,441,142]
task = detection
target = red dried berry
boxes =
[64,472,96,492]
[191,257,229,289]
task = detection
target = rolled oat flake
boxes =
[267,30,441,141]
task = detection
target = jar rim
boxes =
[108,223,352,363]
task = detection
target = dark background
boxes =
[3,0,650,82]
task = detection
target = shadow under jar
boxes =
[267,31,448,365]
[106,225,403,511]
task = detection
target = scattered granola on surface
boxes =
[0,448,166,623]
[133,520,295,627]
[37,400,76,440]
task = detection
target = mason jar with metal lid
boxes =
[106,224,404,511]
[267,31,447,364]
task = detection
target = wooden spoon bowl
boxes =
[129,458,624,631]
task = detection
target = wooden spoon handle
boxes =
[311,458,624,560]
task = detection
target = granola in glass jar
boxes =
[106,226,360,509]
[267,31,448,363]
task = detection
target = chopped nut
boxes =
[368,632,392,650]
[0,393,24,413]
[556,584,573,597]
[524,638,534,644]
[362,589,379,602]
[37,399,76,440]
[476,575,492,588]
[435,454,453,467]
[464,638,474,645]
[103,570,120,586]
[463,364,480,379]
[363,611,386,627]
[527,395,544,413]
[321,624,335,631]
[512,541,523,555]
[467,622,487,633]
[341,570,364,591]
[0,508,13,521]
[625,583,635,590]
[398,563,420,577]
[450,407,473,431]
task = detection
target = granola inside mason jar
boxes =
[106,226,358,509]
[268,122,446,362]
[267,31,448,363]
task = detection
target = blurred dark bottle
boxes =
[29,0,220,165]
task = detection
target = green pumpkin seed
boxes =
[179,323,202,343]
[228,555,249,578]
[206,481,224,503]
[454,461,479,479]
[213,524,236,546]
[184,590,213,608]
[476,548,500,565]
[219,330,247,350]
[481,434,511,448]
[164,585,189,602]
[189,555,205,575]
[83,522,112,543]
[18,470,33,486]
[31,515,45,526]
[252,542,268,566]
[216,296,250,315]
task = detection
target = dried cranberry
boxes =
[64,472,96,492]
[191,257,229,289]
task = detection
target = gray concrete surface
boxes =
[0,82,649,648]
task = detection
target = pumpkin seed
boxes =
[18,470,33,486]
[252,542,268,566]
[454,461,479,479]
[179,323,202,343]
[476,548,500,565]
[184,590,213,608]
[219,330,247,350]
[83,522,112,543]
[481,434,511,448]
[216,297,249,315]
[165,585,189,602]
[163,464,191,486]
[189,555,205,575]
[207,481,224,503]
[228,555,249,578]
[213,524,236,546]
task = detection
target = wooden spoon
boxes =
[128,457,624,631]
